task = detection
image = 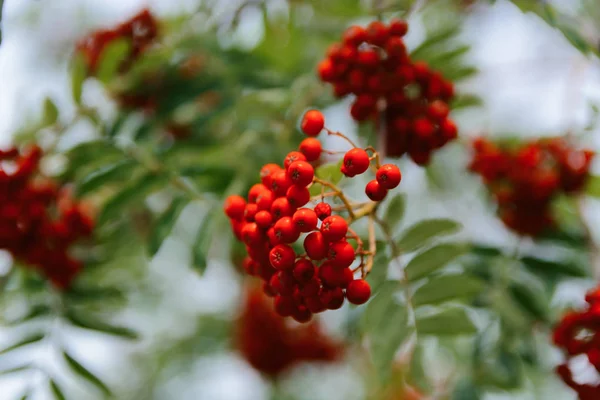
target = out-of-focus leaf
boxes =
[315,160,343,185]
[451,94,483,110]
[50,380,67,400]
[71,54,87,105]
[521,256,588,278]
[97,39,131,84]
[148,197,188,256]
[43,98,59,126]
[396,219,461,253]
[416,307,477,336]
[76,159,138,196]
[586,176,600,198]
[452,378,481,400]
[65,286,125,303]
[384,194,406,232]
[5,305,52,325]
[63,351,111,396]
[192,212,216,274]
[63,140,124,180]
[410,25,461,61]
[407,343,431,392]
[366,243,389,294]
[508,269,550,322]
[413,274,484,306]
[0,364,31,376]
[107,113,129,138]
[405,243,469,282]
[65,310,138,339]
[0,333,44,355]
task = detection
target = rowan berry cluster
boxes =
[553,286,600,399]
[469,137,594,236]
[224,110,401,322]
[236,284,343,377]
[0,146,94,289]
[317,20,458,165]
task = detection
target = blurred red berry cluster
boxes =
[224,110,400,323]
[0,147,94,289]
[77,9,158,74]
[318,20,457,165]
[553,287,600,399]
[236,284,343,378]
[469,137,594,236]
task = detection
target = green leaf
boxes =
[0,333,44,355]
[521,256,588,278]
[405,243,469,282]
[63,351,111,396]
[407,343,431,392]
[192,213,216,274]
[43,98,59,126]
[586,175,600,198]
[0,364,31,375]
[148,197,188,256]
[65,286,125,303]
[76,159,138,196]
[65,310,138,339]
[361,281,400,333]
[6,305,52,325]
[452,378,481,400]
[98,173,169,226]
[396,219,461,253]
[416,307,477,336]
[50,380,67,400]
[107,113,129,138]
[412,274,484,306]
[410,25,461,61]
[71,54,87,105]
[451,94,483,110]
[366,243,389,294]
[384,194,406,231]
[315,160,343,185]
[97,39,131,84]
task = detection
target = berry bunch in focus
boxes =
[0,147,94,289]
[469,137,594,236]
[224,110,401,322]
[553,286,600,399]
[318,20,458,165]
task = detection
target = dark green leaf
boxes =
[107,113,129,138]
[97,39,131,84]
[63,351,111,396]
[43,98,59,126]
[416,307,477,336]
[444,66,478,81]
[50,380,67,400]
[148,198,188,256]
[0,333,44,355]
[413,274,484,306]
[508,280,549,322]
[65,310,138,339]
[76,159,138,196]
[521,256,588,278]
[384,194,406,232]
[396,219,461,253]
[405,243,469,282]
[65,286,125,303]
[452,378,481,400]
[71,54,87,105]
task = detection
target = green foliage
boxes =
[416,307,477,336]
[50,380,67,400]
[63,351,112,396]
[405,243,469,281]
[412,274,484,306]
[71,54,87,105]
[383,194,406,231]
[148,197,189,256]
[396,219,462,253]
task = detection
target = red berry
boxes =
[343,26,367,46]
[327,240,355,269]
[244,203,258,222]
[346,279,371,304]
[271,170,293,197]
[301,110,325,137]
[357,49,379,69]
[287,161,315,187]
[440,119,458,140]
[260,163,282,188]
[343,148,370,176]
[320,287,345,310]
[300,279,321,297]
[340,268,354,288]
[318,59,336,82]
[241,223,263,246]
[427,100,450,120]
[284,151,307,170]
[319,262,344,287]
[413,118,435,139]
[255,190,275,211]
[320,215,348,242]
[389,19,408,36]
[386,37,406,56]
[274,295,296,316]
[304,296,326,313]
[224,195,246,220]
[376,164,402,189]
[299,138,322,162]
[273,216,300,244]
[314,202,332,220]
[292,208,318,233]
[248,183,269,203]
[365,180,388,201]
[269,244,296,270]
[366,21,389,46]
[270,197,295,220]
[304,231,329,260]
[254,210,273,229]
[263,281,277,297]
[293,259,315,283]
[286,185,310,208]
[292,306,313,323]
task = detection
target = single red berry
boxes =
[427,100,450,120]
[301,110,325,137]
[273,216,300,244]
[292,208,318,233]
[304,231,329,260]
[224,195,246,220]
[319,261,349,287]
[287,161,315,187]
[293,259,315,283]
[343,148,370,176]
[274,295,296,316]
[389,19,408,37]
[269,244,296,270]
[260,163,282,188]
[248,183,269,203]
[440,119,458,140]
[292,306,313,323]
[304,296,326,313]
[270,197,295,220]
[357,49,379,69]
[386,37,406,56]
[343,25,367,46]
[376,164,402,189]
[263,281,277,297]
[320,215,348,242]
[409,151,431,166]
[241,223,263,246]
[346,279,371,304]
[284,151,307,170]
[286,185,310,208]
[254,210,273,229]
[299,138,322,162]
[365,180,388,201]
[318,59,336,82]
[314,202,332,220]
[255,190,275,211]
[320,287,345,310]
[327,240,355,269]
[413,118,435,139]
[366,20,389,46]
[340,268,354,288]
[271,170,293,197]
[244,203,258,222]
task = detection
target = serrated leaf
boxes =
[0,333,45,355]
[148,198,188,256]
[50,380,67,400]
[65,310,138,339]
[43,98,59,126]
[396,219,461,253]
[77,159,138,196]
[63,351,111,396]
[406,243,469,282]
[413,274,484,306]
[416,307,477,336]
[97,39,131,84]
[384,194,405,231]
[71,54,87,105]
[451,94,483,110]
[98,173,169,226]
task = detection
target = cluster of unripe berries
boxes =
[469,137,594,236]
[225,110,401,322]
[0,146,94,289]
[317,20,458,165]
[553,286,600,399]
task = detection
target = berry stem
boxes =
[325,128,358,149]
[363,215,377,278]
[351,201,378,222]
[312,177,356,220]
[365,146,382,170]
